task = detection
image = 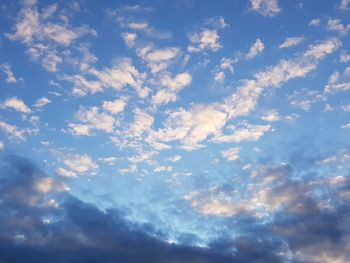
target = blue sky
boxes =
[0,0,350,262]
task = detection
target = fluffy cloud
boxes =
[62,153,99,175]
[221,147,240,161]
[250,0,281,17]
[0,97,31,114]
[279,36,304,49]
[138,46,180,73]
[122,32,137,48]
[261,110,280,122]
[74,106,117,134]
[102,98,127,114]
[152,72,192,105]
[339,0,350,10]
[151,104,227,150]
[188,29,222,53]
[7,0,96,72]
[246,38,265,59]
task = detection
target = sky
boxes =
[0,0,350,262]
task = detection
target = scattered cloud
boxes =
[0,97,31,114]
[188,29,222,53]
[279,36,304,49]
[246,38,265,59]
[221,147,240,161]
[0,63,17,83]
[34,97,51,108]
[249,0,281,17]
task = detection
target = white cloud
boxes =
[7,0,96,72]
[138,46,181,73]
[327,19,350,35]
[98,157,117,165]
[309,18,321,26]
[261,110,280,122]
[222,147,240,161]
[168,155,182,162]
[0,97,31,114]
[224,38,340,119]
[250,0,281,17]
[122,32,137,48]
[340,52,350,63]
[151,90,177,105]
[74,106,116,134]
[325,67,350,93]
[288,90,325,111]
[66,58,149,98]
[56,167,77,178]
[341,123,350,129]
[102,98,127,114]
[213,123,271,143]
[339,0,350,10]
[62,153,99,175]
[68,123,91,136]
[0,63,17,83]
[151,104,227,150]
[0,141,4,151]
[279,36,304,49]
[154,165,173,173]
[188,29,222,53]
[246,38,265,60]
[0,121,26,141]
[152,72,192,106]
[128,22,148,30]
[34,97,51,108]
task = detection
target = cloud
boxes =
[56,167,77,178]
[102,98,127,114]
[339,0,350,10]
[249,0,281,17]
[34,97,51,108]
[7,0,96,72]
[0,64,17,83]
[324,67,350,93]
[0,156,236,263]
[168,155,182,162]
[288,89,325,111]
[224,38,341,118]
[221,147,240,161]
[151,104,228,150]
[188,29,222,53]
[246,38,265,59]
[122,32,137,48]
[73,106,117,134]
[309,18,321,26]
[62,153,99,175]
[0,97,31,114]
[0,141,4,151]
[327,19,350,35]
[152,72,192,106]
[213,123,271,143]
[137,46,181,73]
[279,36,304,49]
[0,121,26,141]
[261,110,280,122]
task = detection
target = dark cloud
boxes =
[0,156,235,263]
[1,155,350,263]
